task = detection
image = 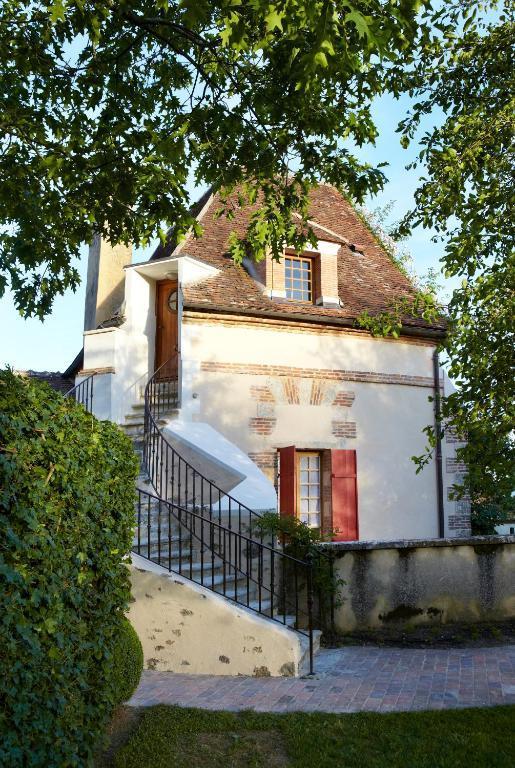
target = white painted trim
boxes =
[125,254,219,283]
[316,295,341,307]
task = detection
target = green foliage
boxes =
[0,0,435,316]
[112,617,144,705]
[356,290,444,339]
[0,369,138,767]
[395,2,515,504]
[471,504,509,537]
[255,512,344,620]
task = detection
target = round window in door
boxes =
[167,290,177,311]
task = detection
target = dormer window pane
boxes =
[285,255,313,303]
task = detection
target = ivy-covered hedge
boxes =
[112,617,144,705]
[0,370,138,767]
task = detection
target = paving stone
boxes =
[129,644,515,713]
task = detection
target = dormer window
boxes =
[285,254,314,303]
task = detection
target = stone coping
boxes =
[320,534,515,553]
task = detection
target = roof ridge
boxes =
[171,187,215,258]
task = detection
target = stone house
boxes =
[63,183,479,675]
[73,183,469,542]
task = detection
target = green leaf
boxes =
[48,0,65,24]
[345,10,370,40]
[265,6,284,32]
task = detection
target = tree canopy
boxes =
[396,4,514,505]
[1,1,512,503]
[2,0,439,317]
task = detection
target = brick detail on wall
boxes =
[282,378,300,405]
[310,379,326,405]
[249,417,277,436]
[318,249,339,300]
[331,421,357,438]
[201,361,434,388]
[332,390,355,407]
[446,458,467,473]
[447,487,471,502]
[255,252,285,294]
[248,451,277,470]
[448,513,472,535]
[445,425,467,443]
[250,385,275,402]
[248,450,278,488]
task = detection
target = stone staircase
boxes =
[122,392,322,672]
[121,400,276,614]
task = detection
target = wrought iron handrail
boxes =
[137,357,318,672]
[143,357,268,542]
[135,488,315,658]
[65,373,95,413]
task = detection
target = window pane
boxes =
[300,499,309,512]
[292,290,303,300]
[300,470,309,482]
[300,456,309,469]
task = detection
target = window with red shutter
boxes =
[331,449,358,541]
[278,446,296,516]
[279,448,323,529]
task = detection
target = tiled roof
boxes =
[151,184,445,334]
[18,370,74,394]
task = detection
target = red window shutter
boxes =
[279,446,296,517]
[331,449,358,541]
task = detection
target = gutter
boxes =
[183,301,447,341]
[433,349,445,537]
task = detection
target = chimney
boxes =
[84,235,132,330]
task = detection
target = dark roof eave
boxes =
[183,302,447,341]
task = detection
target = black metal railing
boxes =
[143,358,268,544]
[65,374,95,413]
[135,356,319,672]
[134,487,316,671]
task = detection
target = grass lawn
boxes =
[103,704,515,768]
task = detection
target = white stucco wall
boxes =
[180,316,441,540]
[130,554,309,676]
[82,268,158,423]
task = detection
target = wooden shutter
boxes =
[331,449,358,541]
[278,446,296,517]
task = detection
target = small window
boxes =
[167,290,177,311]
[285,255,313,303]
[297,452,321,528]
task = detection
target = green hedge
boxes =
[112,617,144,705]
[0,370,139,767]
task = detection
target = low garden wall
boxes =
[323,536,515,633]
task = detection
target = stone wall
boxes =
[324,536,515,633]
[129,555,310,677]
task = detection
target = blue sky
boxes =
[0,92,448,373]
